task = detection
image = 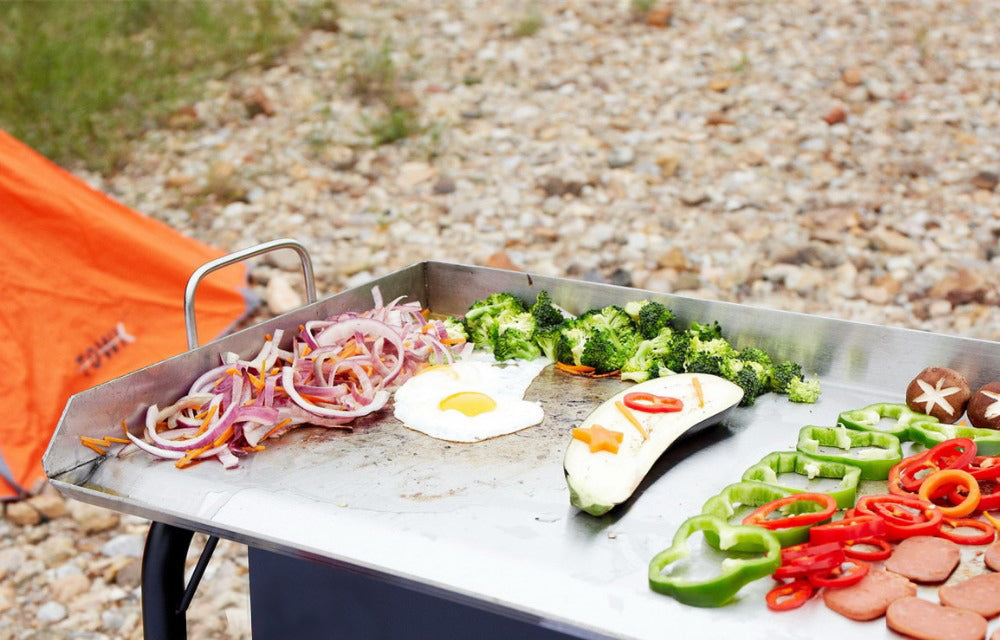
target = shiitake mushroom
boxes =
[905,367,971,424]
[968,382,1000,430]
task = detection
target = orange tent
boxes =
[0,130,251,500]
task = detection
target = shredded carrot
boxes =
[615,401,648,440]
[298,324,305,331]
[299,345,312,357]
[692,377,704,408]
[421,309,430,318]
[556,362,596,375]
[120,419,129,436]
[984,511,1000,535]
[102,436,131,444]
[243,445,266,452]
[440,337,466,345]
[264,333,272,341]
[212,427,234,448]
[195,404,218,435]
[591,370,621,378]
[225,367,238,375]
[261,418,292,442]
[82,441,107,455]
[420,323,435,334]
[175,443,213,469]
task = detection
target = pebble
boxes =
[36,601,67,624]
[5,501,40,526]
[27,493,67,520]
[266,273,303,314]
[48,573,90,602]
[100,534,145,559]
[607,146,636,168]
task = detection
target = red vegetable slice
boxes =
[843,537,893,562]
[622,392,683,413]
[938,518,996,545]
[809,515,886,545]
[808,559,870,589]
[766,579,814,611]
[967,456,1000,482]
[774,542,846,580]
[856,494,943,539]
[743,493,837,530]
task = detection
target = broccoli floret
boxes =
[463,292,526,349]
[578,305,635,335]
[529,291,566,329]
[684,352,726,377]
[661,331,690,372]
[769,360,804,393]
[579,328,636,373]
[720,359,770,406]
[621,330,677,382]
[440,317,468,343]
[737,347,773,367]
[688,320,723,341]
[556,325,589,365]
[532,324,563,361]
[493,328,542,361]
[787,376,821,404]
[623,300,677,339]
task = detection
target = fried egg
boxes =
[392,356,548,442]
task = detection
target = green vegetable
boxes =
[532,324,563,361]
[701,482,828,548]
[718,359,769,407]
[529,290,565,329]
[620,329,676,383]
[837,403,937,441]
[795,426,902,480]
[787,376,821,404]
[648,515,781,607]
[769,360,804,393]
[440,317,468,343]
[624,299,677,339]
[742,451,861,509]
[493,327,541,361]
[463,292,526,348]
[579,327,639,373]
[910,422,1000,456]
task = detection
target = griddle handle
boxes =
[141,522,194,640]
[183,238,317,349]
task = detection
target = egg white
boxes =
[392,357,548,442]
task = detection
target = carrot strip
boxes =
[692,377,704,408]
[440,337,466,345]
[261,418,293,442]
[82,441,107,455]
[591,370,621,378]
[102,436,131,444]
[195,404,218,435]
[556,362,595,375]
[175,443,213,469]
[120,419,129,436]
[420,309,430,318]
[615,400,648,440]
[212,427,234,448]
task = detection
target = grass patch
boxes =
[513,6,543,37]
[346,38,423,146]
[0,0,306,173]
[630,0,657,13]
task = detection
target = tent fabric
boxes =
[0,129,251,500]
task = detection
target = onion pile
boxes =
[117,287,466,469]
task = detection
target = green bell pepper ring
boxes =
[910,422,1000,456]
[648,514,781,607]
[742,451,861,509]
[701,482,831,549]
[837,403,938,441]
[796,425,902,480]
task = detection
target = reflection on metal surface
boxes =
[44,262,1000,640]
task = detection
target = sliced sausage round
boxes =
[886,596,987,640]
[939,573,1000,618]
[885,535,961,583]
[985,542,1000,572]
[823,568,916,621]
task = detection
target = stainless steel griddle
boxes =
[43,258,1000,639]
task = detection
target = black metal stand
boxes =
[141,522,219,640]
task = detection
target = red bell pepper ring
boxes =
[622,392,683,414]
[938,518,996,545]
[774,542,845,580]
[809,515,886,545]
[889,451,928,496]
[856,494,943,540]
[896,439,978,492]
[766,579,814,611]
[743,493,837,531]
[967,457,1000,482]
[807,558,870,589]
[976,481,1000,511]
[843,537,893,562]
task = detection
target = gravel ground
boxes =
[4,1,999,637]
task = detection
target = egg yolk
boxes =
[439,391,497,416]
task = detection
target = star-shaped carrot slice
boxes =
[572,424,624,454]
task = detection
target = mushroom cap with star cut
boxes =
[968,381,1000,430]
[905,366,971,424]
